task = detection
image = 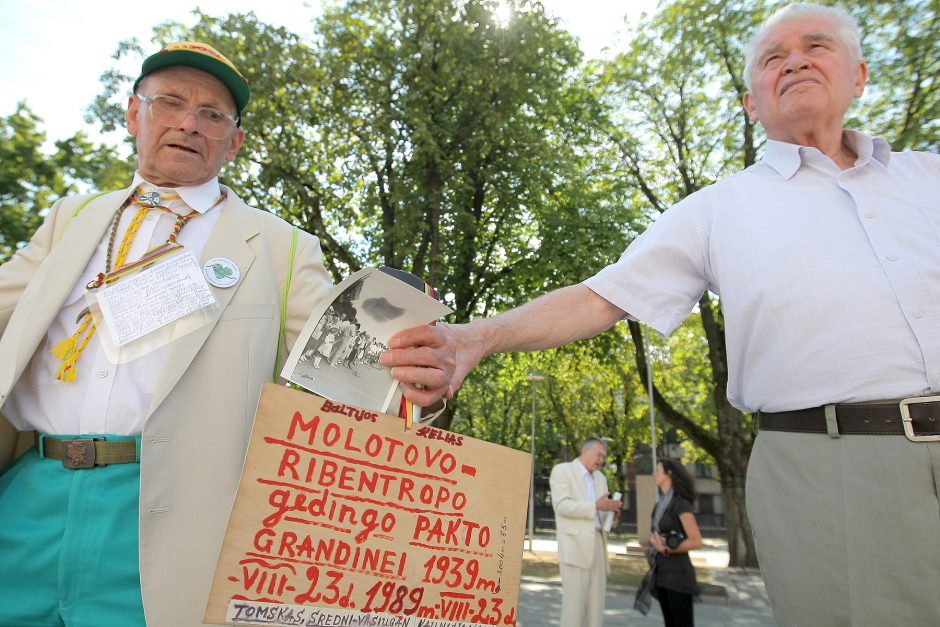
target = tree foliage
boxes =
[851,0,939,150]
[93,1,630,311]
[90,1,639,438]
[0,104,57,262]
[0,103,130,261]
[583,0,938,566]
[81,0,937,566]
[4,0,935,567]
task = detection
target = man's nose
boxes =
[783,51,810,74]
[177,110,200,133]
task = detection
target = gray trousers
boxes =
[746,430,940,627]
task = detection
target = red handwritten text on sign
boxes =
[206,383,530,626]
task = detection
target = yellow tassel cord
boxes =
[50,204,151,381]
[50,315,94,381]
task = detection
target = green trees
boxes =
[91,1,636,436]
[595,0,766,567]
[94,1,625,304]
[0,104,130,261]
[0,104,56,262]
[3,0,936,567]
[851,0,939,150]
[587,0,938,565]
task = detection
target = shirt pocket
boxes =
[218,303,278,322]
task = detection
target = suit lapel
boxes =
[146,191,259,418]
[0,189,130,394]
[568,461,588,500]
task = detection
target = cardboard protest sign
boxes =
[205,383,531,626]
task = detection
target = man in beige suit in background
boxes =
[0,42,454,627]
[549,437,622,626]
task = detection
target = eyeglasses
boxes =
[135,93,238,140]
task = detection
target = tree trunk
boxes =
[628,306,758,566]
[714,451,757,567]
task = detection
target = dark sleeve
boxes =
[672,497,694,516]
[659,497,694,536]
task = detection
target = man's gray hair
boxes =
[580,437,607,452]
[744,3,862,90]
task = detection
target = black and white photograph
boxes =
[281,267,451,412]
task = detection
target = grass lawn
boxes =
[521,550,714,588]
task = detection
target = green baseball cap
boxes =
[133,41,250,123]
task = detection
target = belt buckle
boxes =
[61,438,99,469]
[899,396,940,442]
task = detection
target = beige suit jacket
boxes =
[0,185,332,626]
[549,459,609,571]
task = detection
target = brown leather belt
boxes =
[35,434,139,469]
[759,397,940,442]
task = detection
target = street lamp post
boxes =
[525,373,545,552]
[645,326,657,475]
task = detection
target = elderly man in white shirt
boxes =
[424,3,940,626]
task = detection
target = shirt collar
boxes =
[131,172,224,214]
[843,130,892,167]
[575,459,592,478]
[760,130,892,180]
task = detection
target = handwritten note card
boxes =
[96,251,216,346]
[205,383,531,626]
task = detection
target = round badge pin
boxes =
[137,191,161,207]
[203,257,240,288]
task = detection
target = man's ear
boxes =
[743,91,758,123]
[854,60,868,98]
[224,127,245,162]
[126,94,140,137]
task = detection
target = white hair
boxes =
[580,437,607,452]
[744,3,862,90]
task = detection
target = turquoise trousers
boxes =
[0,437,145,626]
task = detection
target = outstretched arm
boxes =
[383,283,625,401]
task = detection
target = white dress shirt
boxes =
[585,131,940,412]
[576,459,601,529]
[5,173,224,435]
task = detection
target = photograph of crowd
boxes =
[298,310,387,374]
[282,268,451,413]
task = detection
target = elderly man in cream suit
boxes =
[0,42,453,627]
[550,437,622,626]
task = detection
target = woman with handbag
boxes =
[647,459,703,627]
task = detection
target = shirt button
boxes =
[96,369,109,378]
[865,211,875,218]
[912,309,923,319]
[886,254,898,261]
